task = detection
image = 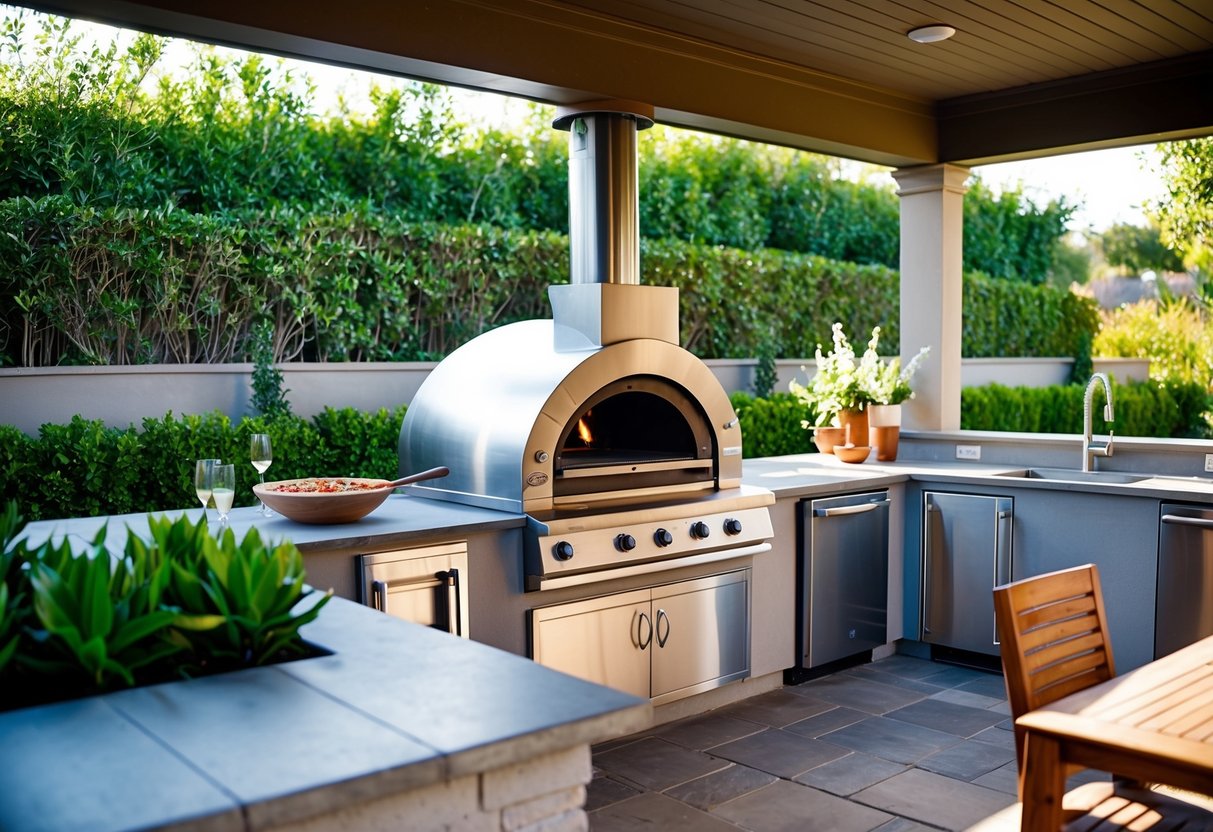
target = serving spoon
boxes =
[377,466,451,490]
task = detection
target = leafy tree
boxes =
[1151,138,1213,275]
[962,178,1075,284]
[1100,221,1185,274]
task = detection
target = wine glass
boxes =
[211,464,236,533]
[250,433,273,516]
[194,458,220,524]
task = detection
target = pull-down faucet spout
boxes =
[1082,372,1114,472]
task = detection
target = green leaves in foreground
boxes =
[1,503,330,706]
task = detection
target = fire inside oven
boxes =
[552,375,716,498]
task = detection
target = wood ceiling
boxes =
[23,0,1213,166]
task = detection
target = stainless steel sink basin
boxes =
[993,467,1149,484]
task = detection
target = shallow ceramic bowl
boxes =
[254,477,394,524]
[833,445,871,464]
[812,426,846,455]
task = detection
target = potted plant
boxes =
[790,323,927,460]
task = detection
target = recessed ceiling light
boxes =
[907,24,956,44]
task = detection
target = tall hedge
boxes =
[0,196,1099,368]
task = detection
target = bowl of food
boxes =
[254,477,395,524]
[253,466,450,525]
[833,444,871,464]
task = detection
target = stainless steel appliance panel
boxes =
[804,491,890,668]
[650,570,749,701]
[1156,503,1213,659]
[358,542,470,638]
[922,492,1013,656]
[530,588,653,699]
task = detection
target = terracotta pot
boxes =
[812,426,846,454]
[870,426,900,461]
[837,409,869,448]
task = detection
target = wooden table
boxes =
[1016,635,1213,831]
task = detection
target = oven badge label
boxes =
[526,472,549,487]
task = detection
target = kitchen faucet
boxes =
[1082,372,1114,472]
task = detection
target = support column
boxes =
[891,164,969,431]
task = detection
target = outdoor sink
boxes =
[994,467,1150,484]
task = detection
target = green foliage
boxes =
[248,319,291,418]
[959,381,1212,438]
[1151,138,1213,273]
[0,504,328,709]
[962,271,1100,360]
[752,339,778,398]
[1100,222,1185,274]
[731,392,817,458]
[963,179,1075,285]
[0,407,407,521]
[1094,298,1213,389]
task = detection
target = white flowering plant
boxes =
[789,322,928,427]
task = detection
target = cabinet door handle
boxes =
[1161,514,1213,530]
[814,500,889,518]
[656,608,670,648]
[637,612,653,650]
[439,568,462,637]
[922,502,938,635]
[993,510,1012,646]
[371,579,388,613]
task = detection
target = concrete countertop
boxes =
[0,595,650,832]
[741,453,1213,504]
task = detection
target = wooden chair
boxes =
[984,564,1213,831]
[992,563,1115,774]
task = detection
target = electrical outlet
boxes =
[956,444,981,460]
[1205,454,1213,473]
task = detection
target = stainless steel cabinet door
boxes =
[531,588,652,699]
[651,571,750,703]
[1156,504,1213,659]
[922,492,1012,656]
[359,542,470,637]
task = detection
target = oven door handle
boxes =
[1161,514,1213,530]
[814,500,889,518]
[637,612,653,650]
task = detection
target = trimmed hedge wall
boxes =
[0,408,406,522]
[0,197,1099,368]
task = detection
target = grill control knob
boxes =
[653,528,674,547]
[690,521,711,540]
[723,517,743,536]
[553,541,575,561]
[615,533,637,552]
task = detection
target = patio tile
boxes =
[971,725,1016,751]
[711,728,851,778]
[722,688,836,727]
[594,737,730,791]
[843,665,948,695]
[589,792,738,831]
[820,716,961,765]
[794,752,909,796]
[972,761,1020,795]
[862,655,951,681]
[664,763,777,810]
[873,819,943,832]
[885,698,1007,737]
[852,768,1016,830]
[955,674,1010,700]
[916,738,1017,781]
[586,775,643,811]
[712,779,894,832]
[928,687,1004,710]
[655,712,767,749]
[913,664,991,689]
[784,706,870,738]
[793,674,928,715]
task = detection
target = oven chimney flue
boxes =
[554,101,654,285]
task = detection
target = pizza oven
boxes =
[399,101,773,591]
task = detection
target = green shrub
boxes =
[0,407,408,521]
[959,381,1212,438]
[1094,299,1213,389]
[731,392,817,458]
[0,505,329,709]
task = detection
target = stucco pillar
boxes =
[891,164,969,431]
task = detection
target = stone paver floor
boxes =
[587,654,1109,831]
